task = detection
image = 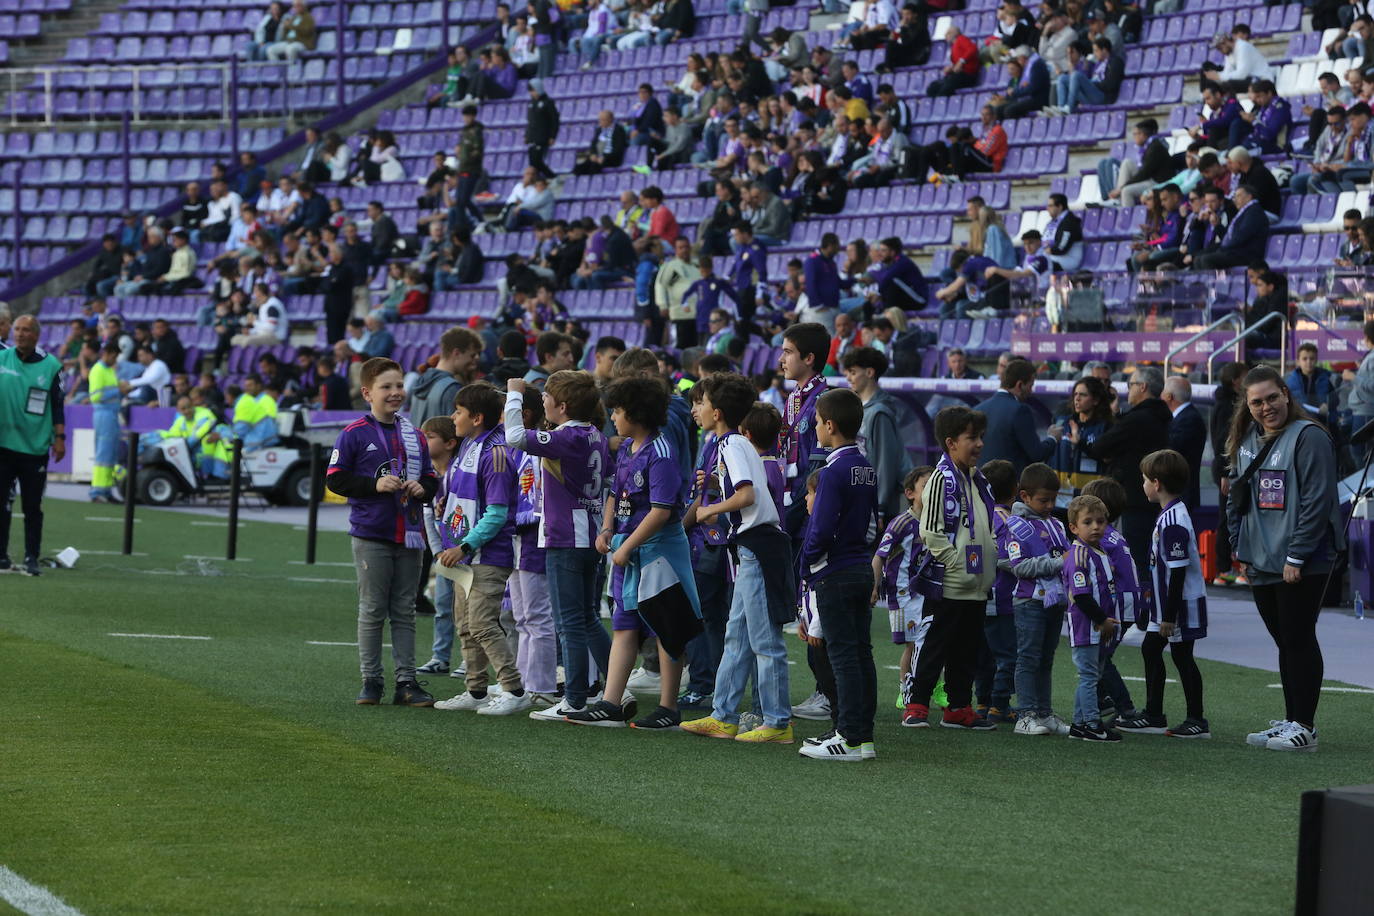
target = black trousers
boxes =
[910,597,986,709]
[1141,632,1205,719]
[0,447,48,562]
[1252,577,1326,726]
[673,319,698,349]
[814,565,877,744]
[528,142,556,179]
[1120,505,1159,587]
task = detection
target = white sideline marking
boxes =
[306,641,391,647]
[108,633,212,640]
[287,561,354,567]
[1267,683,1374,694]
[0,865,86,916]
[84,516,137,523]
[80,550,148,556]
[288,576,352,584]
[1122,676,1177,683]
[189,521,227,527]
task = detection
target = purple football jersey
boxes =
[1063,541,1117,647]
[521,420,610,549]
[612,434,682,535]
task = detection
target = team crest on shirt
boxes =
[633,470,644,488]
[447,505,468,539]
[798,419,808,433]
[1073,571,1087,588]
[330,448,340,465]
[519,465,535,495]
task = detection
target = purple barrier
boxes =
[1012,331,1242,363]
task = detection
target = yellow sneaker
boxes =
[679,716,739,739]
[736,725,795,744]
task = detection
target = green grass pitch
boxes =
[1,500,1370,914]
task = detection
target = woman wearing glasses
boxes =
[1226,365,1343,752]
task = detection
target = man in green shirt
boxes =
[0,315,66,576]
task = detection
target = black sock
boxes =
[510,688,525,697]
[470,690,488,700]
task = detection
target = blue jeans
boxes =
[578,33,607,64]
[653,28,676,45]
[1096,157,1120,198]
[684,547,732,695]
[430,574,455,665]
[1071,644,1102,726]
[1013,600,1064,717]
[710,546,792,728]
[536,42,555,79]
[545,546,612,707]
[976,613,1017,709]
[1057,71,1105,114]
[814,564,877,744]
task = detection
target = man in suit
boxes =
[1196,183,1269,269]
[1163,375,1206,512]
[973,356,1059,477]
[573,110,629,175]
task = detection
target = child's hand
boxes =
[1159,620,1175,638]
[595,530,613,554]
[611,545,631,567]
[375,474,403,493]
[506,378,525,394]
[870,586,880,606]
[797,617,809,642]
[437,547,465,568]
[1097,617,1119,640]
[695,469,706,489]
[696,506,717,525]
[402,479,426,499]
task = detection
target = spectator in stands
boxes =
[87,234,123,297]
[362,201,398,271]
[1052,36,1125,115]
[114,227,170,297]
[1195,183,1269,270]
[1163,376,1207,512]
[234,152,266,199]
[359,314,394,359]
[265,0,315,61]
[1180,183,1232,267]
[435,227,484,290]
[1044,193,1084,272]
[1038,8,1076,75]
[981,2,1037,65]
[741,184,792,248]
[1226,147,1282,220]
[644,106,694,171]
[1127,184,1186,273]
[927,23,979,97]
[119,346,171,406]
[574,110,629,176]
[502,168,555,232]
[975,357,1059,477]
[472,46,520,101]
[1336,208,1368,266]
[846,116,909,188]
[1231,80,1291,155]
[945,347,983,380]
[1245,270,1289,350]
[638,186,679,244]
[524,331,575,385]
[1190,82,1241,149]
[180,182,209,240]
[698,181,743,256]
[245,1,285,61]
[1292,106,1350,195]
[201,181,240,245]
[149,319,185,377]
[313,355,350,409]
[148,228,201,294]
[989,47,1051,121]
[577,0,620,69]
[966,198,1015,266]
[1203,25,1273,95]
[628,83,666,155]
[653,0,695,45]
[874,4,930,72]
[358,131,405,185]
[1287,343,1335,417]
[1097,118,1174,207]
[865,236,926,313]
[655,236,698,346]
[1310,101,1374,193]
[230,284,288,346]
[983,228,1052,305]
[524,78,560,180]
[285,181,327,235]
[1301,73,1356,155]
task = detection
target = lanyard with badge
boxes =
[952,467,984,575]
[26,384,49,415]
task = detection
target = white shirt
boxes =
[127,358,171,390]
[254,297,287,341]
[506,179,542,206]
[715,432,780,534]
[204,190,241,226]
[1220,38,1272,82]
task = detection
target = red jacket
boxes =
[649,205,680,244]
[975,124,1008,171]
[949,34,978,75]
[398,288,430,316]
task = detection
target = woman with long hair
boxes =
[1054,375,1115,494]
[1225,365,1343,752]
[967,204,1015,268]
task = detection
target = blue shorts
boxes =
[610,564,654,634]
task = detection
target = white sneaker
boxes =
[1015,715,1052,736]
[626,667,661,691]
[1040,713,1071,736]
[798,731,866,761]
[449,664,468,679]
[791,691,832,721]
[1246,719,1290,747]
[476,691,534,716]
[530,700,585,722]
[1265,721,1318,752]
[434,691,487,711]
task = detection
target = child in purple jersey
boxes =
[505,371,615,721]
[419,416,462,677]
[1116,450,1211,739]
[1081,477,1144,723]
[570,375,698,729]
[1062,494,1123,742]
[873,465,937,724]
[433,382,530,716]
[326,357,440,708]
[508,388,559,704]
[1000,463,1073,736]
[798,389,880,762]
[976,459,1020,723]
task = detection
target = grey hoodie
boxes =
[858,389,912,525]
[409,368,461,429]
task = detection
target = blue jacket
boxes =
[802,249,842,311]
[1219,200,1269,261]
[973,389,1055,477]
[1286,366,1335,413]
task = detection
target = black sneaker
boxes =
[1069,722,1122,742]
[393,680,435,707]
[22,556,40,577]
[0,555,11,572]
[631,705,682,730]
[356,678,384,705]
[565,699,628,727]
[1115,712,1168,734]
[677,690,712,709]
[1166,717,1211,739]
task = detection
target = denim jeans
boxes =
[685,548,732,694]
[1071,644,1102,725]
[430,573,455,665]
[1013,600,1064,716]
[545,546,612,706]
[710,545,792,728]
[578,33,606,64]
[814,564,877,744]
[976,613,1017,709]
[1058,71,1105,114]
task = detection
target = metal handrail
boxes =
[1165,312,1244,377]
[1207,312,1289,383]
